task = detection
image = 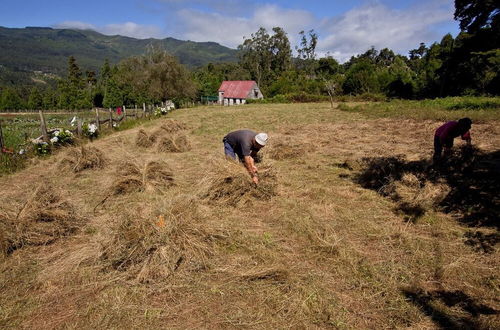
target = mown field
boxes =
[0,100,499,328]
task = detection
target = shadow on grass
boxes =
[351,147,499,250]
[402,287,498,329]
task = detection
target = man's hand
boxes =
[252,175,259,184]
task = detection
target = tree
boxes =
[0,88,25,111]
[115,46,197,104]
[454,0,500,33]
[295,29,318,74]
[238,27,292,90]
[27,87,43,110]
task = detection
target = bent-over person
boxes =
[433,117,472,164]
[223,130,268,184]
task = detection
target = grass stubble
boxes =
[0,102,498,329]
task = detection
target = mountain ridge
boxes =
[0,26,238,84]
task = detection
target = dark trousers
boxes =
[433,136,442,163]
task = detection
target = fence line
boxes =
[0,104,165,154]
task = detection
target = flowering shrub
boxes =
[35,141,50,155]
[50,129,74,146]
[154,107,168,117]
[83,123,99,139]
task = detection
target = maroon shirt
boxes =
[435,121,471,147]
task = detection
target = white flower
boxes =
[19,149,25,155]
[65,130,73,136]
[50,136,59,143]
[88,124,97,134]
[70,116,77,126]
[54,130,60,137]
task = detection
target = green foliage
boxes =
[27,88,43,110]
[238,27,292,90]
[338,96,500,121]
[247,92,329,104]
[0,88,25,111]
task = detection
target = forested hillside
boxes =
[0,26,237,83]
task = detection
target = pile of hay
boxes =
[159,119,188,133]
[1,183,83,255]
[99,198,213,282]
[59,146,106,172]
[202,159,278,206]
[383,173,450,219]
[356,155,449,220]
[135,129,158,148]
[157,134,191,153]
[112,160,175,195]
[267,140,308,160]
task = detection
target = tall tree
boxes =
[295,29,318,74]
[238,27,292,90]
[454,0,500,33]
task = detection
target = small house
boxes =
[218,80,264,106]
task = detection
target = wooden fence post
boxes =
[123,105,127,121]
[109,108,113,129]
[0,121,4,150]
[95,108,100,131]
[39,110,49,142]
[77,119,83,136]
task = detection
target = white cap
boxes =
[255,133,268,146]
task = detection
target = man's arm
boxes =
[462,131,472,145]
[244,156,259,184]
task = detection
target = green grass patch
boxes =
[338,97,500,121]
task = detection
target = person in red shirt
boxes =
[433,117,472,163]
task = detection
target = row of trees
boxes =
[0,0,498,110]
[0,47,196,111]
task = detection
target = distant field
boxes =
[0,101,499,328]
[338,96,500,121]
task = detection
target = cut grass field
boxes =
[1,101,499,328]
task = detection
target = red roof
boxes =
[218,81,257,99]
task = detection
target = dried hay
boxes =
[59,146,106,172]
[135,129,156,148]
[267,141,307,160]
[112,160,175,195]
[202,159,278,206]
[239,267,289,283]
[2,183,83,253]
[357,155,450,220]
[99,198,213,282]
[159,119,188,133]
[157,134,191,153]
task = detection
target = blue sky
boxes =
[0,0,460,62]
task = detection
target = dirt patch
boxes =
[59,146,107,172]
[157,134,191,153]
[1,182,83,255]
[202,159,278,206]
[112,160,175,195]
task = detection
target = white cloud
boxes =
[54,1,457,62]
[317,2,454,62]
[54,21,97,30]
[53,21,162,39]
[175,4,314,47]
